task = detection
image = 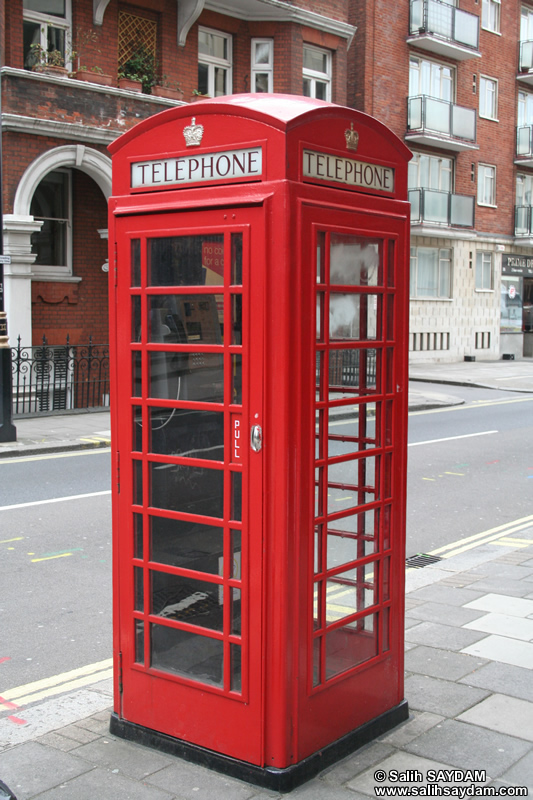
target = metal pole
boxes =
[0,71,17,442]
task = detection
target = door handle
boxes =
[250,424,262,452]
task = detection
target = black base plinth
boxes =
[110,699,409,792]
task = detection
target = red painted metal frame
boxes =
[109,95,411,774]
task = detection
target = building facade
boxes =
[1,0,533,362]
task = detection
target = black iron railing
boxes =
[11,336,110,415]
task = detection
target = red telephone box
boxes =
[108,94,412,791]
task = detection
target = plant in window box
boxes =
[29,43,68,76]
[152,76,184,101]
[118,42,157,94]
[72,26,113,86]
[75,65,113,86]
[190,88,211,102]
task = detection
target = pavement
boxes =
[0,359,532,798]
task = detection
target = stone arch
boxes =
[13,144,112,215]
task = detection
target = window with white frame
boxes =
[481,0,500,33]
[23,0,71,70]
[409,56,453,101]
[521,6,533,40]
[479,76,498,120]
[475,252,493,290]
[30,169,72,278]
[517,172,533,206]
[302,45,331,101]
[518,90,533,126]
[251,39,273,93]
[408,153,453,191]
[198,27,232,97]
[410,246,452,298]
[477,164,496,206]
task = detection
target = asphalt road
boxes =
[1,383,532,693]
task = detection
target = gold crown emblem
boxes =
[344,122,359,152]
[183,117,204,147]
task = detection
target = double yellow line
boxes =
[0,658,113,711]
[429,514,533,560]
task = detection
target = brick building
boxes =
[1,0,533,362]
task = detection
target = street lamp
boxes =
[0,71,16,443]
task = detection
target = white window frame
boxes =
[518,90,533,126]
[31,168,73,280]
[251,38,273,93]
[521,6,533,40]
[477,164,497,207]
[409,56,454,102]
[475,252,494,291]
[23,0,72,70]
[410,246,452,299]
[516,172,533,206]
[481,0,500,33]
[408,152,453,191]
[302,44,332,101]
[479,76,498,120]
[198,26,232,97]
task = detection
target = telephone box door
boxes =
[113,206,264,764]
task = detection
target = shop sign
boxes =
[303,149,395,194]
[131,147,263,189]
[502,254,533,276]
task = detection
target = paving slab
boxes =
[376,711,444,748]
[404,621,487,652]
[320,742,396,787]
[404,645,487,681]
[406,602,485,627]
[462,577,533,597]
[406,585,485,607]
[0,741,93,797]
[458,694,533,742]
[289,778,369,800]
[463,612,533,640]
[347,752,456,796]
[404,719,533,777]
[404,674,490,717]
[464,593,533,617]
[458,660,533,701]
[144,759,259,800]
[461,634,533,669]
[73,735,177,780]
[34,765,175,800]
[497,750,533,791]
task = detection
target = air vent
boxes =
[406,553,443,569]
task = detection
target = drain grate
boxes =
[405,553,443,569]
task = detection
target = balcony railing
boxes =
[409,188,475,228]
[517,125,533,157]
[410,0,479,51]
[515,206,533,236]
[519,41,533,72]
[407,95,477,144]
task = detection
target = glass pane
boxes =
[149,351,224,404]
[231,529,242,578]
[232,472,242,521]
[23,20,40,69]
[148,295,223,344]
[151,624,224,687]
[327,402,378,456]
[254,42,271,64]
[132,351,142,396]
[151,571,223,631]
[133,405,142,452]
[328,348,379,397]
[231,589,242,635]
[304,47,327,73]
[151,516,223,572]
[327,510,377,569]
[231,644,242,693]
[231,233,242,284]
[149,408,224,461]
[148,235,224,287]
[132,297,141,343]
[135,621,144,664]
[134,566,144,611]
[254,73,269,92]
[327,456,377,513]
[198,62,209,95]
[150,463,223,518]
[330,294,379,340]
[315,82,327,100]
[425,97,450,134]
[214,66,227,96]
[330,235,381,286]
[134,513,143,559]
[134,460,143,506]
[325,614,378,679]
[131,239,141,286]
[232,354,242,405]
[326,563,377,624]
[231,294,242,344]
[24,0,66,15]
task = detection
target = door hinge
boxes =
[116,451,120,494]
[118,651,123,695]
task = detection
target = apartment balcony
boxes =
[406,96,478,152]
[516,125,533,166]
[408,0,480,60]
[409,188,475,230]
[515,206,533,238]
[518,41,533,85]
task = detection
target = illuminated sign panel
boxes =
[131,147,263,189]
[303,149,395,193]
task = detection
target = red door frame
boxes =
[110,203,266,764]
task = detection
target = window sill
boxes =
[479,115,499,122]
[477,203,497,209]
[31,273,82,283]
[475,288,495,293]
[410,296,453,301]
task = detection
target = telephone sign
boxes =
[108,95,411,791]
